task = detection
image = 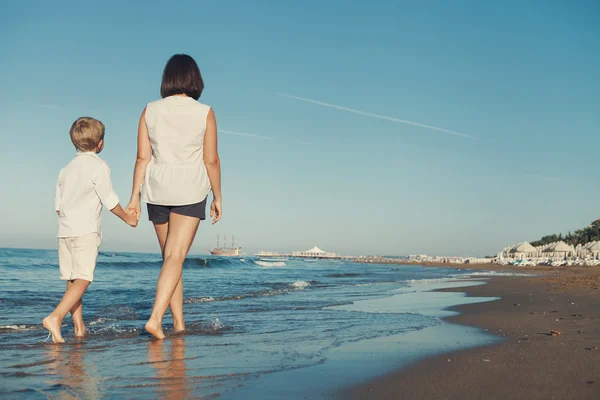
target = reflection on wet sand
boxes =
[147,337,190,399]
[44,340,100,398]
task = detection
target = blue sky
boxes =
[1,1,598,256]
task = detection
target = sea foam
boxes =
[254,260,287,267]
[291,280,311,289]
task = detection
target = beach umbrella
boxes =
[510,242,535,258]
[588,241,600,258]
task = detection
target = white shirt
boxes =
[141,96,212,205]
[55,152,119,238]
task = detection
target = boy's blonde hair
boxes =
[69,117,105,152]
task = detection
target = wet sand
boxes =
[341,266,600,399]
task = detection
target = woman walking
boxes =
[127,54,222,339]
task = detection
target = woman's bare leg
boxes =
[153,222,185,331]
[146,213,199,339]
[170,278,185,332]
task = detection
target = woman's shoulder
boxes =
[195,101,212,114]
[147,97,211,110]
[146,97,170,109]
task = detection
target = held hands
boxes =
[210,198,222,224]
[125,198,141,227]
[124,210,138,227]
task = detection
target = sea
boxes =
[0,248,525,399]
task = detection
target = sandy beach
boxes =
[342,265,600,399]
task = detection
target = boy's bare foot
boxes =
[42,315,65,344]
[74,325,86,337]
[145,319,165,339]
[173,321,185,333]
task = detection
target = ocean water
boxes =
[0,248,509,399]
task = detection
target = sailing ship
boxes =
[208,234,242,257]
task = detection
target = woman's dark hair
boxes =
[160,54,204,100]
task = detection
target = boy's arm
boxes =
[93,164,120,211]
[55,170,63,215]
[93,164,137,227]
[110,204,138,227]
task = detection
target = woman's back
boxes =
[146,96,211,165]
[142,96,212,205]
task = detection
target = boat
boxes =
[207,234,241,257]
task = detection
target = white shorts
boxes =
[58,233,100,282]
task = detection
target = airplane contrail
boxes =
[220,129,276,140]
[525,173,561,182]
[277,93,476,140]
[15,101,62,110]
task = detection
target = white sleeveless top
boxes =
[141,96,212,205]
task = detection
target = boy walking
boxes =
[43,117,138,343]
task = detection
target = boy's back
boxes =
[55,152,119,238]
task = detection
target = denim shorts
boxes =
[147,198,207,224]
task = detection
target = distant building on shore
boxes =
[291,246,338,259]
[256,246,342,260]
[499,240,600,266]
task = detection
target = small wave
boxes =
[91,324,139,334]
[326,273,361,278]
[460,271,533,277]
[291,281,310,289]
[183,296,215,304]
[96,260,163,269]
[184,281,312,304]
[0,324,40,333]
[209,318,224,331]
[94,256,247,269]
[405,277,462,284]
[184,318,232,334]
[190,257,247,268]
[254,260,286,267]
[85,324,141,340]
[89,317,110,326]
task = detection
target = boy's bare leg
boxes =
[43,279,90,343]
[67,280,86,337]
[146,214,199,339]
[153,222,185,332]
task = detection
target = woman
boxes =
[126,54,222,339]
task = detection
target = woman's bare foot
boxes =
[42,315,65,343]
[145,318,165,339]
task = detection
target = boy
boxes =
[43,117,138,343]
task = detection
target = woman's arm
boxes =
[126,107,152,218]
[204,108,222,224]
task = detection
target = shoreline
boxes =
[340,266,600,399]
[362,258,576,272]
